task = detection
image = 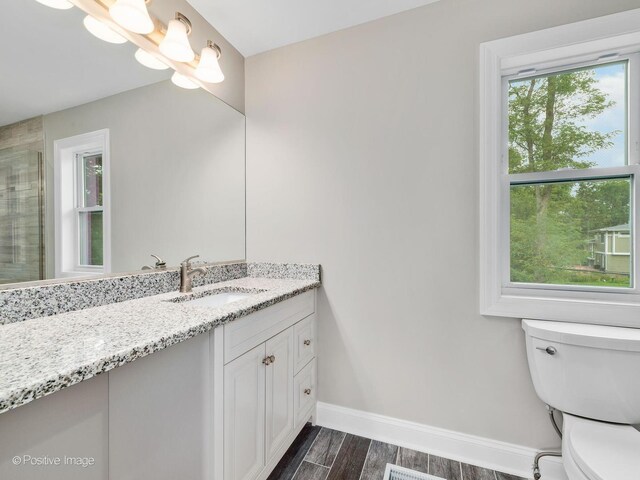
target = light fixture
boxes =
[83,15,127,44]
[195,41,224,84]
[171,72,199,90]
[134,48,169,70]
[159,13,194,62]
[34,0,74,9]
[109,0,154,35]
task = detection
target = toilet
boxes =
[523,319,640,480]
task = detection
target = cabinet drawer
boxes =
[294,315,316,374]
[294,359,316,427]
[224,290,315,364]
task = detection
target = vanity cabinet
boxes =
[0,289,317,480]
[109,334,212,480]
[0,375,109,480]
[221,290,317,480]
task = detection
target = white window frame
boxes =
[54,130,111,278]
[480,8,640,327]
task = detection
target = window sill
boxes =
[481,292,640,327]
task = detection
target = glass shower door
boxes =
[0,148,44,284]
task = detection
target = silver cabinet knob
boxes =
[304,388,312,395]
[303,339,311,346]
[263,355,276,365]
[536,346,557,355]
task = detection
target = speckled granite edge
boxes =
[248,262,321,282]
[0,278,320,415]
[0,262,247,325]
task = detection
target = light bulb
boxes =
[159,14,194,63]
[135,48,169,70]
[110,0,154,34]
[195,42,225,84]
[83,16,127,44]
[35,0,74,9]
[171,72,199,90]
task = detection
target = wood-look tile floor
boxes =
[267,425,530,480]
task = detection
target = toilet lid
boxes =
[568,418,640,480]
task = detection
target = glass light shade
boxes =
[134,48,169,70]
[171,72,199,90]
[83,16,127,44]
[109,0,154,34]
[159,19,194,62]
[35,0,74,9]
[195,45,225,84]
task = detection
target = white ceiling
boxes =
[0,1,170,127]
[188,0,441,57]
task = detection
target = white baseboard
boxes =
[315,402,567,480]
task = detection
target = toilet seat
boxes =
[563,414,640,480]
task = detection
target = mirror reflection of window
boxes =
[54,129,111,278]
[76,152,104,268]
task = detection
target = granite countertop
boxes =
[0,276,320,415]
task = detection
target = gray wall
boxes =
[245,0,640,448]
[44,80,245,276]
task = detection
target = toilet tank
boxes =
[523,319,640,424]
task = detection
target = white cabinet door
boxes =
[265,328,295,462]
[224,343,266,480]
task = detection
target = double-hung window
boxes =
[480,9,640,325]
[54,129,111,278]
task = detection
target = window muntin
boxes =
[75,151,104,269]
[504,57,636,292]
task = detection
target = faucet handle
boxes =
[151,254,166,269]
[181,255,200,266]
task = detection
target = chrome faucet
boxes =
[180,255,206,293]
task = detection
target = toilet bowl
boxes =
[522,319,640,480]
[561,413,640,480]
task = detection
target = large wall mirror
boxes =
[0,1,245,287]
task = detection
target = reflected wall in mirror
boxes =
[0,0,245,286]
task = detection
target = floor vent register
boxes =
[382,464,445,480]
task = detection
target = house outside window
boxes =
[589,224,631,275]
[480,9,640,326]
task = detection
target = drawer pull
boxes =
[262,355,276,365]
[303,339,311,346]
[304,388,312,395]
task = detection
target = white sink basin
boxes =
[183,292,254,308]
